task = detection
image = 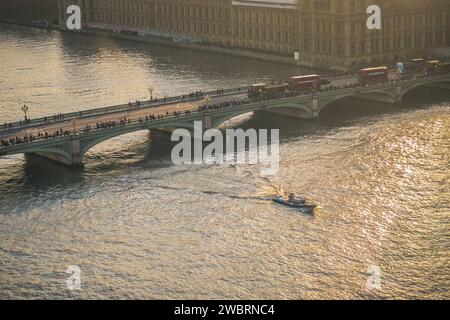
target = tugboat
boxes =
[273,193,317,214]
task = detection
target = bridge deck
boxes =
[1,73,449,158]
[0,92,247,141]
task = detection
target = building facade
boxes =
[58,0,450,70]
[0,0,58,23]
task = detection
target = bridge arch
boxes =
[318,89,396,116]
[212,110,255,128]
[27,145,74,165]
[400,79,450,100]
[153,120,199,132]
[265,103,312,119]
[212,102,312,128]
[79,127,149,159]
[79,121,200,160]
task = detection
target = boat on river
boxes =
[273,195,317,213]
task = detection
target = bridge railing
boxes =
[2,71,449,140]
[0,97,260,151]
[2,72,450,153]
[0,85,250,134]
[0,70,408,133]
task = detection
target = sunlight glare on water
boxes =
[0,24,449,299]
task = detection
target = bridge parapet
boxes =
[1,73,449,166]
[396,74,450,100]
[0,86,249,134]
[314,73,450,115]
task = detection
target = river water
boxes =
[0,24,449,299]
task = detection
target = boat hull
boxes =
[273,197,316,213]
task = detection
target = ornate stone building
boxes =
[58,0,450,70]
[0,0,58,23]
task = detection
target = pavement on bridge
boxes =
[0,92,247,141]
[0,71,402,143]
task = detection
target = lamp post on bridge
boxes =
[203,95,211,106]
[148,83,154,101]
[72,117,78,134]
[21,104,29,122]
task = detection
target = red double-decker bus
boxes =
[359,67,389,85]
[288,74,321,91]
[248,82,289,99]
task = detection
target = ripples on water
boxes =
[0,24,449,299]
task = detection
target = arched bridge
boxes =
[1,73,449,166]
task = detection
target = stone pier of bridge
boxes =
[1,73,448,167]
[33,136,83,166]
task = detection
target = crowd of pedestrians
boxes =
[261,67,450,99]
[1,68,449,150]
[0,98,251,148]
[1,128,71,147]
[2,112,67,130]
[183,91,204,99]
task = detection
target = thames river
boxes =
[0,24,449,299]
